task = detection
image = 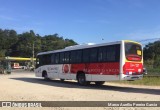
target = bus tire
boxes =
[95,81,105,86]
[60,79,65,82]
[77,73,87,86]
[42,71,49,80]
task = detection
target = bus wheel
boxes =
[77,74,87,86]
[60,79,65,82]
[95,81,105,86]
[43,71,49,80]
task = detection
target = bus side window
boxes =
[54,53,59,64]
[47,54,52,65]
[83,49,90,63]
[70,51,76,63]
[60,52,64,64]
[51,54,54,64]
[65,52,70,63]
[41,55,45,65]
[90,48,98,62]
[98,47,106,62]
[106,46,116,62]
[116,44,120,62]
[70,50,82,63]
[76,50,82,63]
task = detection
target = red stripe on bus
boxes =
[70,62,120,75]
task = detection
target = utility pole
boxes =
[32,42,35,67]
[32,43,34,60]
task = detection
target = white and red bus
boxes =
[35,40,143,85]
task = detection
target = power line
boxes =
[137,38,160,42]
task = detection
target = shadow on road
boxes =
[11,77,160,95]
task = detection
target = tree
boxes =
[143,40,160,68]
[0,28,77,58]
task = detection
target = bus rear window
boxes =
[125,42,142,61]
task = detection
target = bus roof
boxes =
[124,40,141,45]
[37,40,141,56]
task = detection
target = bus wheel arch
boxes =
[42,70,49,80]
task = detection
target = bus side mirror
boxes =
[35,61,39,68]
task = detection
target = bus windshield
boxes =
[125,42,142,61]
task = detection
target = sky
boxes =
[1,0,160,44]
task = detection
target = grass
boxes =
[147,68,160,75]
[112,77,160,86]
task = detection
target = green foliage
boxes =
[113,77,160,86]
[146,68,160,75]
[0,28,77,57]
[0,50,6,57]
[143,40,160,69]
